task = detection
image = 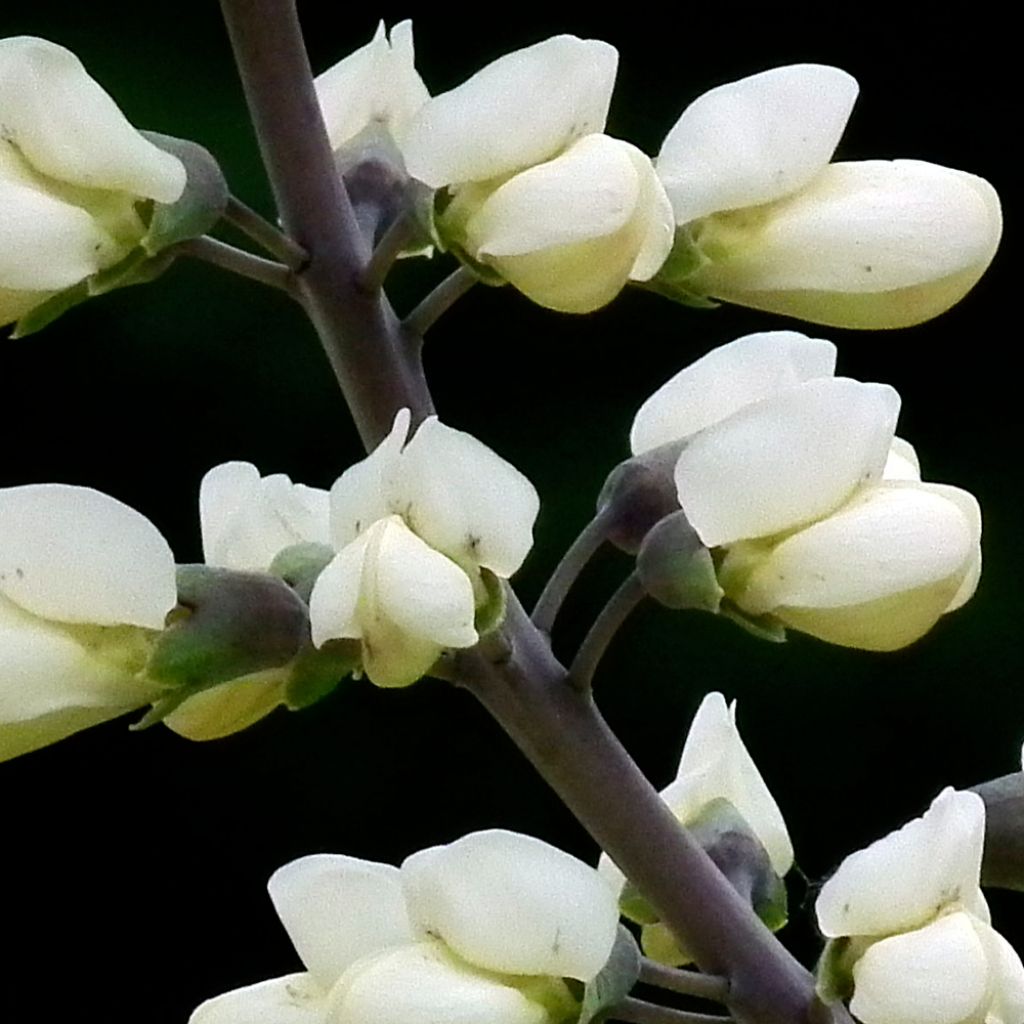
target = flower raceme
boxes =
[631,331,981,650]
[189,829,621,1024]
[653,65,1002,328]
[308,408,540,688]
[599,692,792,964]
[815,788,1024,1024]
[0,36,187,328]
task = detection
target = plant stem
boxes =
[972,771,1024,890]
[224,194,308,269]
[174,236,296,293]
[532,508,613,635]
[640,960,730,1004]
[569,573,646,692]
[404,266,477,339]
[359,213,416,293]
[219,0,432,448]
[610,996,731,1024]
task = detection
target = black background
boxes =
[0,4,1019,1020]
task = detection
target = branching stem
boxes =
[359,213,416,293]
[532,507,613,635]
[569,572,646,692]
[174,236,296,293]
[640,959,730,1004]
[224,195,308,269]
[610,996,732,1024]
[404,266,477,339]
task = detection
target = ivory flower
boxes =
[189,830,620,1024]
[654,65,1001,328]
[309,409,539,687]
[402,35,673,313]
[0,36,186,327]
[816,788,1024,1024]
[632,331,981,650]
[315,20,429,155]
[0,484,176,761]
[600,692,791,962]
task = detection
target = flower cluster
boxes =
[632,331,981,650]
[816,788,1024,1024]
[190,829,621,1024]
[0,413,538,758]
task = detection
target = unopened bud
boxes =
[636,510,722,612]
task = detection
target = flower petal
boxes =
[401,829,619,982]
[630,331,836,454]
[268,854,416,990]
[883,437,921,482]
[189,973,327,1024]
[161,670,288,741]
[849,912,990,1024]
[0,484,176,628]
[402,35,617,188]
[979,922,1024,1024]
[659,693,793,874]
[397,416,539,578]
[315,23,388,152]
[201,463,330,573]
[308,535,372,647]
[674,378,899,546]
[816,788,986,939]
[657,64,858,225]
[329,942,551,1024]
[0,36,186,202]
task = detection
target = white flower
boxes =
[309,409,539,687]
[816,788,1024,1024]
[315,20,429,155]
[632,331,981,650]
[402,35,673,313]
[0,36,186,327]
[189,830,620,1024]
[599,692,791,962]
[0,483,177,761]
[655,65,1001,328]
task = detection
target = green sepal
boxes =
[447,241,508,287]
[139,131,229,255]
[618,881,660,926]
[148,565,309,691]
[636,511,723,613]
[720,602,787,643]
[640,277,721,310]
[270,542,336,604]
[575,926,641,1024]
[12,281,90,338]
[87,245,174,296]
[641,226,719,309]
[815,937,865,1005]
[474,569,508,636]
[285,639,361,710]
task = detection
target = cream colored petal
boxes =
[689,161,1001,325]
[978,922,1024,1024]
[0,36,186,201]
[161,671,288,741]
[189,973,327,1024]
[315,23,388,152]
[657,64,858,225]
[660,693,793,874]
[0,598,150,761]
[850,913,990,1024]
[329,409,410,548]
[269,854,415,991]
[401,829,619,982]
[200,463,330,572]
[816,788,986,939]
[674,378,899,547]
[629,155,676,282]
[308,535,373,647]
[883,437,921,481]
[382,21,430,146]
[397,416,539,578]
[630,331,836,454]
[328,942,549,1024]
[919,483,982,613]
[0,483,175,628]
[739,484,974,614]
[402,35,618,187]
[0,174,117,290]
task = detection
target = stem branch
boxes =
[174,236,295,293]
[359,213,416,292]
[611,996,731,1024]
[640,960,730,1004]
[404,266,477,338]
[224,194,308,269]
[569,573,646,691]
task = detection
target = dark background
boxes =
[1,4,1018,1019]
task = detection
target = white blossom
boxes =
[309,409,539,687]
[816,788,1024,1024]
[655,65,1001,328]
[632,331,980,650]
[0,36,186,326]
[189,830,620,1024]
[402,35,673,313]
